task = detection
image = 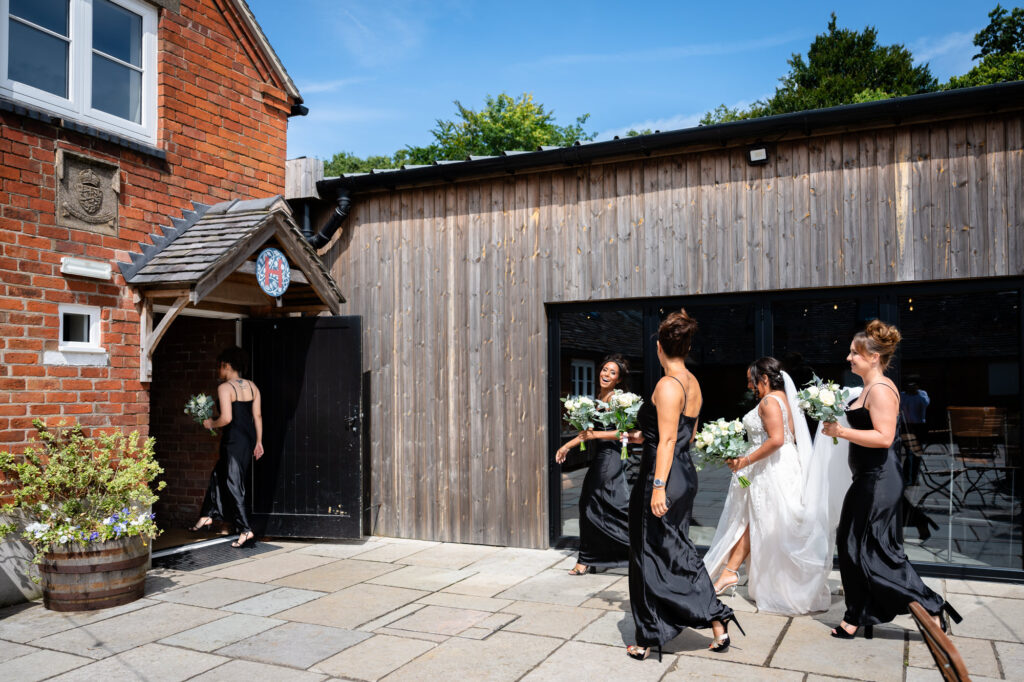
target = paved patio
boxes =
[0,536,1021,681]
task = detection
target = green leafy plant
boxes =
[0,420,165,581]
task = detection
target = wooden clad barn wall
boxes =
[322,113,1024,548]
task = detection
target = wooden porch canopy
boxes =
[117,195,345,381]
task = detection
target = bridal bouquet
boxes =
[562,395,599,451]
[795,376,852,444]
[597,389,644,459]
[693,418,751,487]
[185,394,217,436]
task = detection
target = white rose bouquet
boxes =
[693,418,751,487]
[185,394,217,436]
[561,395,599,451]
[596,389,644,459]
[795,375,852,444]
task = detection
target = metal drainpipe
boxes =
[307,188,353,250]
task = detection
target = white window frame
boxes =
[0,0,158,145]
[570,359,595,397]
[58,303,103,353]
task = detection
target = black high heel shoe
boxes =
[626,644,661,661]
[189,517,213,532]
[938,602,963,633]
[231,531,256,548]
[709,615,745,653]
[830,622,873,639]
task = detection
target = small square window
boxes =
[58,304,102,352]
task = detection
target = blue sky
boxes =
[246,1,989,161]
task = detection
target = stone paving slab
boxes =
[946,579,1024,600]
[907,631,1002,678]
[272,559,400,592]
[994,641,1024,676]
[0,649,91,682]
[579,575,630,611]
[665,654,805,681]
[222,586,326,616]
[275,584,428,629]
[768,614,907,682]
[216,621,371,669]
[381,631,563,682]
[415,591,513,612]
[440,571,533,597]
[496,569,620,606]
[662,611,790,666]
[461,547,569,575]
[311,634,436,681]
[386,604,493,636]
[523,640,675,681]
[500,601,605,639]
[354,540,441,563]
[294,540,384,560]
[29,602,225,659]
[366,564,477,592]
[0,638,36,662]
[355,603,426,632]
[904,666,1003,682]
[158,613,284,652]
[398,543,503,569]
[46,643,225,682]
[191,659,329,681]
[151,577,275,608]
[204,552,339,583]
[948,593,1024,642]
[0,597,156,643]
[144,569,211,596]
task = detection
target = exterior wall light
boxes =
[60,257,112,280]
[748,146,769,166]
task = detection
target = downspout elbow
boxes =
[308,188,353,250]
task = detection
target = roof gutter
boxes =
[316,81,1024,196]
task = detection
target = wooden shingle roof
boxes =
[118,195,344,312]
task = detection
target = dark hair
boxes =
[217,347,248,377]
[658,308,698,359]
[748,356,785,391]
[852,319,901,370]
[600,353,630,390]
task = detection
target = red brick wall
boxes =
[150,316,236,528]
[0,0,294,456]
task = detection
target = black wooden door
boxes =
[243,316,362,538]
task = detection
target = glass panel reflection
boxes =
[9,20,68,97]
[92,54,142,122]
[557,309,644,538]
[11,0,68,36]
[93,0,142,66]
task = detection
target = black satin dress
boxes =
[577,439,630,569]
[836,384,943,625]
[629,380,733,647]
[199,383,256,533]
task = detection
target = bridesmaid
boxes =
[627,309,740,661]
[823,320,961,638]
[556,354,632,575]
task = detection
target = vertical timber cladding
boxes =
[322,113,1024,549]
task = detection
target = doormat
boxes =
[152,538,280,571]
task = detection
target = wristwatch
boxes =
[653,478,666,488]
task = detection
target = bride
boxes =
[703,357,839,615]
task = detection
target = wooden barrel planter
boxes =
[39,536,150,612]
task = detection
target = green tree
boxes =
[406,93,595,162]
[323,151,401,176]
[945,4,1024,89]
[701,13,935,124]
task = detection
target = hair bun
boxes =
[658,308,699,358]
[866,319,902,348]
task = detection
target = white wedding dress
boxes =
[702,374,857,615]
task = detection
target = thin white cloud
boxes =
[333,3,427,68]
[518,31,806,70]
[910,30,978,80]
[598,98,766,140]
[297,77,370,95]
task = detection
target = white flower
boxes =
[732,422,743,433]
[819,390,836,407]
[25,522,49,534]
[701,432,715,445]
[799,400,811,411]
[806,385,820,398]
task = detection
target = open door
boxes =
[243,316,362,538]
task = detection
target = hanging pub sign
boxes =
[256,247,290,297]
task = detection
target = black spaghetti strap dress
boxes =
[629,377,733,647]
[836,383,943,625]
[199,381,257,534]
[576,438,630,569]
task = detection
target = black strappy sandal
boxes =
[710,614,745,652]
[830,622,873,639]
[189,517,213,532]
[626,644,662,661]
[231,531,256,548]
[568,564,593,576]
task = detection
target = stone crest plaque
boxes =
[56,150,120,236]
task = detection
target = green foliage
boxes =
[701,13,936,124]
[625,128,654,137]
[0,421,165,581]
[944,5,1024,88]
[972,4,1024,58]
[322,93,595,174]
